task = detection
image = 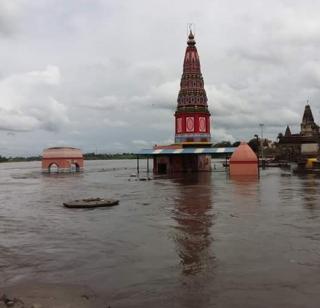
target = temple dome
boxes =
[230,142,258,162]
[42,147,83,159]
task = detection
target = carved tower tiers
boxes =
[175,31,211,145]
[300,104,320,137]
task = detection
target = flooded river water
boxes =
[1,160,320,307]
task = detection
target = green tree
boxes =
[248,138,259,155]
[213,141,232,148]
[0,155,8,162]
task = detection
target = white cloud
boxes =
[212,128,235,144]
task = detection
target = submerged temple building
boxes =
[42,147,84,173]
[277,105,320,160]
[137,30,236,174]
[152,31,214,173]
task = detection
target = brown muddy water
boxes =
[0,160,320,307]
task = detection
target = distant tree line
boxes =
[0,155,41,163]
[0,155,8,162]
[213,141,240,148]
[83,152,136,160]
[0,153,137,163]
[0,140,279,163]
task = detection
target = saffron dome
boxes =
[230,142,258,162]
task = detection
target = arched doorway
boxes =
[70,163,80,172]
[48,163,59,173]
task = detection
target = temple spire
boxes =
[284,125,291,137]
[174,31,211,144]
[177,31,208,110]
[301,104,319,136]
[302,104,314,124]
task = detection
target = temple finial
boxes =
[187,23,196,45]
[187,23,194,34]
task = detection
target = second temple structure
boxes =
[277,104,320,161]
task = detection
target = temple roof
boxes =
[176,31,209,113]
[230,142,258,162]
[302,104,315,124]
[284,125,291,137]
[42,147,83,158]
[278,104,320,143]
[137,147,236,156]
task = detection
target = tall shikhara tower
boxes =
[175,31,211,145]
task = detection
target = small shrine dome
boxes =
[42,147,84,173]
[230,142,258,163]
[229,142,258,176]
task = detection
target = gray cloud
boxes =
[0,66,70,132]
[0,1,21,36]
[1,0,320,155]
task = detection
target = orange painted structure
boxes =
[229,143,258,176]
[42,147,84,173]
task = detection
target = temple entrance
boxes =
[157,163,167,174]
[183,155,198,172]
[48,163,59,173]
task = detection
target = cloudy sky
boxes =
[1,0,320,155]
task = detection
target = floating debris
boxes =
[0,294,24,307]
[63,198,119,209]
[281,173,292,177]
